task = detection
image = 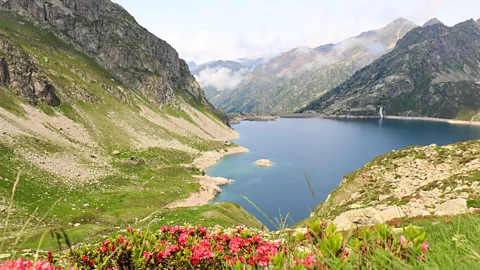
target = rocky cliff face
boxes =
[210,18,417,113]
[301,19,480,120]
[0,0,218,116]
[0,32,60,106]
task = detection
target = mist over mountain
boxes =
[208,18,417,113]
[301,19,480,120]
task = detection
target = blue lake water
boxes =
[207,118,480,230]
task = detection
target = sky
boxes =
[113,0,480,64]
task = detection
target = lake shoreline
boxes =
[167,146,249,208]
[281,113,480,126]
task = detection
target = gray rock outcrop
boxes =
[0,33,60,106]
[0,0,224,120]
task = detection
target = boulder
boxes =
[379,206,405,221]
[434,199,467,216]
[378,194,390,201]
[332,207,382,230]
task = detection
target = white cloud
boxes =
[333,38,361,56]
[294,46,313,55]
[296,55,336,74]
[115,0,480,64]
[364,42,387,56]
[194,67,251,91]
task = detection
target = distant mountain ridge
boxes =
[210,18,418,113]
[301,19,480,120]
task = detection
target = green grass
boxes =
[36,102,56,116]
[456,107,478,121]
[0,141,257,252]
[145,203,264,231]
[0,87,26,116]
[385,214,480,269]
[467,197,480,208]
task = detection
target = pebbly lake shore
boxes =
[286,113,480,126]
[166,146,249,208]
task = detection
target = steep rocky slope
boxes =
[301,19,480,120]
[307,139,480,230]
[0,0,260,248]
[0,0,222,117]
[211,19,417,113]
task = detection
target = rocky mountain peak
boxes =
[0,0,220,118]
[423,17,444,27]
[387,17,417,28]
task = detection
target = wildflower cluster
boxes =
[71,226,283,269]
[1,220,429,269]
[0,258,56,270]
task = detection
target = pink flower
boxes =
[303,254,316,267]
[422,241,429,253]
[117,235,125,244]
[400,235,408,244]
[178,232,187,245]
[0,259,56,270]
[198,226,207,235]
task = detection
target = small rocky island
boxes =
[255,159,274,167]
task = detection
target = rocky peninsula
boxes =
[308,140,480,230]
[227,113,279,124]
[168,146,249,208]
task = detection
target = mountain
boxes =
[301,19,480,120]
[210,18,417,113]
[0,0,260,245]
[423,17,443,27]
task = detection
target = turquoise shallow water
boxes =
[207,118,480,229]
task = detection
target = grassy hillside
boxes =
[0,11,261,252]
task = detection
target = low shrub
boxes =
[1,220,428,269]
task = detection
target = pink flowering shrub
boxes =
[70,226,283,269]
[0,258,56,270]
[1,220,429,269]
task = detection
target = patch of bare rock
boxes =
[314,142,480,230]
[193,146,249,171]
[166,175,234,208]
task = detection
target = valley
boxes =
[1,0,480,269]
